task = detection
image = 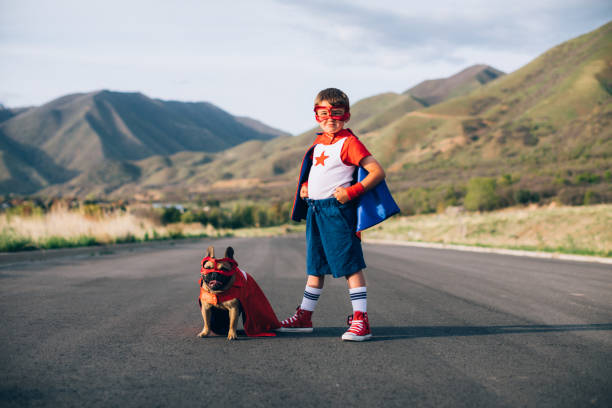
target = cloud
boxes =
[0,0,610,133]
[282,0,612,56]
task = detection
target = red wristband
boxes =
[345,182,365,201]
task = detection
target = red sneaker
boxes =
[341,311,372,341]
[277,306,313,333]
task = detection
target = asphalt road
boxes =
[1,236,611,407]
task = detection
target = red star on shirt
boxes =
[315,151,329,166]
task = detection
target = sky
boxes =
[1,0,610,135]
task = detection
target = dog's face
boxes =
[201,246,237,293]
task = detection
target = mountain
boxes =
[5,62,509,197]
[0,105,30,124]
[340,64,504,134]
[234,116,291,138]
[49,62,507,200]
[356,21,612,209]
[0,90,287,194]
[3,21,610,206]
[405,64,505,106]
[126,22,609,208]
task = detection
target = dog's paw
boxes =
[227,330,238,341]
[197,329,210,338]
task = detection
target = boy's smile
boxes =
[315,100,347,134]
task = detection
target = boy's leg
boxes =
[346,270,366,288]
[342,270,372,341]
[307,274,325,289]
[300,275,324,311]
[346,270,367,313]
[277,205,325,333]
[277,278,322,332]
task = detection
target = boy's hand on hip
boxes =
[333,187,350,204]
[300,184,309,198]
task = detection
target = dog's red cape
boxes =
[199,268,281,337]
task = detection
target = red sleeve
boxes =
[341,136,371,166]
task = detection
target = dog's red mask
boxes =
[200,257,239,276]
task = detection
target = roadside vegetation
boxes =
[392,171,610,215]
[0,197,609,257]
[0,198,293,252]
[366,203,611,257]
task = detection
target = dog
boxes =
[197,246,280,340]
[198,246,242,340]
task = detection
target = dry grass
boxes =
[230,224,305,238]
[0,208,217,250]
[364,204,612,256]
[2,204,610,257]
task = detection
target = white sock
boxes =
[300,286,322,311]
[349,287,367,313]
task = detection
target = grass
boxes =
[0,209,225,252]
[230,224,305,238]
[364,204,612,258]
[0,205,306,252]
[1,204,609,258]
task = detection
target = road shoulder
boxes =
[364,238,612,265]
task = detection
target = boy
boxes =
[278,88,390,341]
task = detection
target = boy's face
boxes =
[315,100,348,134]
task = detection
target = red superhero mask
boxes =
[200,257,239,276]
[314,105,350,122]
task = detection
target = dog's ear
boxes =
[224,247,234,259]
[206,246,215,258]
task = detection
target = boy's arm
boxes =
[358,155,386,191]
[333,155,385,204]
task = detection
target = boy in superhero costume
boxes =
[277,88,398,341]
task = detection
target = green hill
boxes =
[172,22,610,210]
[102,63,508,200]
[359,21,612,212]
[343,64,504,134]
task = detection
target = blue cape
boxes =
[291,145,400,232]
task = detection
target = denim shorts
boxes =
[305,198,366,278]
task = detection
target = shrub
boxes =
[115,234,138,244]
[499,174,512,186]
[558,187,586,205]
[514,189,541,205]
[168,230,184,239]
[6,202,44,217]
[206,208,224,228]
[256,208,269,227]
[0,229,33,252]
[396,188,435,215]
[81,203,104,219]
[40,235,98,249]
[575,172,601,184]
[583,190,603,205]
[464,177,500,211]
[180,211,198,223]
[161,207,181,224]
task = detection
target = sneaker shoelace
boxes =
[282,313,298,325]
[282,308,304,326]
[346,315,366,334]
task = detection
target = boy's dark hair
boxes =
[315,88,350,109]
